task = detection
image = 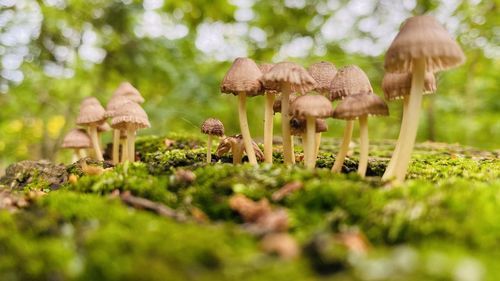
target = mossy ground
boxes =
[0,133,499,281]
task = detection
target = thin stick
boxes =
[127,128,136,162]
[357,115,369,177]
[119,192,187,222]
[331,120,354,172]
[264,92,275,163]
[206,135,212,163]
[305,116,316,169]
[238,93,258,165]
[314,132,321,161]
[382,98,409,180]
[112,129,120,164]
[89,126,104,161]
[281,84,294,165]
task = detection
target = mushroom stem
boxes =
[357,115,369,177]
[281,84,295,165]
[393,58,426,182]
[89,126,104,161]
[112,129,120,164]
[120,138,128,163]
[301,133,308,164]
[206,135,212,163]
[72,149,80,163]
[382,99,409,180]
[314,132,321,160]
[331,120,354,173]
[78,149,87,159]
[305,116,316,169]
[127,128,136,162]
[238,93,258,165]
[264,92,275,163]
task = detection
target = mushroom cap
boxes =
[112,82,145,103]
[97,122,111,133]
[258,63,278,94]
[76,97,107,126]
[382,72,437,100]
[290,94,333,118]
[220,57,263,96]
[290,117,328,136]
[62,128,92,149]
[201,118,225,136]
[216,135,264,161]
[329,65,373,101]
[261,62,317,94]
[111,101,151,130]
[384,15,465,73]
[307,61,337,94]
[315,118,328,133]
[332,92,389,120]
[273,92,299,114]
[106,95,133,118]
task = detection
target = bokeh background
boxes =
[0,0,498,170]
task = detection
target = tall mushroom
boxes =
[329,65,373,173]
[220,58,263,166]
[111,101,150,162]
[201,118,225,163]
[383,15,464,182]
[262,62,317,165]
[216,135,264,165]
[106,95,135,164]
[62,128,92,163]
[76,97,107,161]
[259,63,277,164]
[290,94,333,169]
[332,93,389,177]
[381,72,436,180]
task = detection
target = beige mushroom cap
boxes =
[111,101,151,130]
[261,62,317,94]
[97,122,111,133]
[220,57,263,96]
[384,15,465,73]
[382,72,437,100]
[112,82,145,104]
[201,118,225,137]
[307,61,337,94]
[329,65,373,101]
[332,92,389,120]
[106,95,133,118]
[258,63,278,94]
[62,128,92,149]
[290,94,333,119]
[76,97,107,126]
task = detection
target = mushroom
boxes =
[381,72,436,180]
[119,130,128,163]
[106,95,133,164]
[314,119,328,160]
[332,92,389,177]
[96,122,111,153]
[290,94,333,169]
[220,58,263,166]
[307,61,337,96]
[258,63,277,164]
[76,97,107,161]
[111,101,150,162]
[262,62,317,165]
[216,135,264,165]
[112,82,145,104]
[62,128,92,163]
[290,117,328,164]
[201,118,225,163]
[383,15,464,182]
[329,65,373,173]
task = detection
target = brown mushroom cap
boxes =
[273,92,299,114]
[259,63,278,93]
[62,128,92,149]
[220,57,263,96]
[290,94,333,118]
[329,65,373,101]
[97,122,111,133]
[307,61,337,94]
[201,118,225,137]
[315,118,328,133]
[76,97,107,126]
[112,82,145,104]
[382,72,437,100]
[106,95,134,118]
[261,62,317,94]
[290,117,328,136]
[111,101,151,130]
[384,15,465,73]
[332,92,389,120]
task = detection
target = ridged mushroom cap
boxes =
[258,63,278,94]
[307,61,337,94]
[384,15,465,73]
[382,72,437,100]
[111,101,151,130]
[290,117,328,136]
[76,97,106,126]
[97,122,111,133]
[221,57,263,96]
[261,62,317,94]
[106,95,133,118]
[201,118,225,136]
[112,82,144,103]
[290,94,333,118]
[62,128,92,149]
[332,93,389,120]
[329,65,373,100]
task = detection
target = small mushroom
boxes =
[112,82,145,104]
[290,117,327,163]
[259,63,277,164]
[290,94,333,169]
[106,95,135,164]
[332,92,389,177]
[76,97,107,161]
[216,135,264,165]
[201,118,225,163]
[61,128,91,163]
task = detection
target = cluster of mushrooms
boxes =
[202,15,464,182]
[61,82,151,165]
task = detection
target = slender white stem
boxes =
[112,129,120,164]
[305,116,316,169]
[394,58,426,182]
[72,149,79,163]
[358,115,369,177]
[206,135,212,163]
[302,133,308,164]
[264,92,275,163]
[314,132,321,161]
[382,98,409,180]
[120,139,128,163]
[281,84,294,164]
[78,148,86,159]
[89,126,103,161]
[331,120,354,172]
[238,93,258,165]
[127,128,136,162]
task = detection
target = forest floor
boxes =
[0,133,499,281]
